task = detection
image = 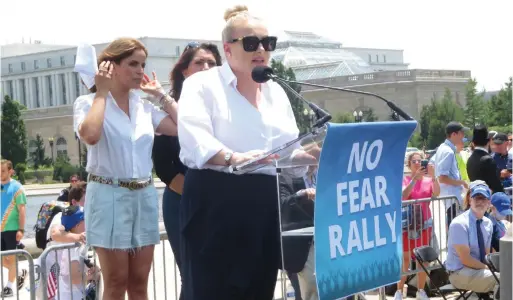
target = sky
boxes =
[2,0,512,91]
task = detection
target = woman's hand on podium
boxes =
[291,151,318,165]
[297,188,316,200]
[305,188,316,200]
[231,150,279,165]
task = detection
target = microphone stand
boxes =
[271,76,332,129]
[271,75,414,122]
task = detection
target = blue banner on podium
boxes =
[314,121,417,300]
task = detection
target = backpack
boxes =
[34,201,68,250]
[401,204,424,232]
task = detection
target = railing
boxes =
[0,249,37,300]
[299,69,471,91]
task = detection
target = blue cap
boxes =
[491,192,512,216]
[470,184,491,199]
[61,206,85,231]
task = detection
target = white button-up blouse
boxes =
[73,91,167,179]
[178,63,300,175]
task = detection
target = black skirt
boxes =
[179,168,280,300]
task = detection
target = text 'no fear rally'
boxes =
[328,139,398,259]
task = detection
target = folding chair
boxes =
[413,246,472,300]
[485,253,500,285]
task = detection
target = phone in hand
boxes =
[421,159,429,170]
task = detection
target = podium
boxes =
[231,125,328,297]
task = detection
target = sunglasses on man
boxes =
[228,36,277,52]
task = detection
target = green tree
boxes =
[332,112,354,124]
[362,108,378,122]
[426,89,465,149]
[485,77,512,127]
[408,132,424,149]
[419,104,431,142]
[271,59,311,133]
[53,154,77,182]
[14,163,27,184]
[1,95,28,168]
[463,78,486,128]
[31,134,51,169]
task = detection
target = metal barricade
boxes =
[0,249,37,300]
[33,233,288,300]
[398,195,458,295]
[37,242,99,300]
[2,194,461,300]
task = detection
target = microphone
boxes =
[252,66,332,128]
[252,66,414,121]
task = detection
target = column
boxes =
[59,73,65,105]
[66,72,77,104]
[30,78,37,108]
[51,74,58,106]
[12,80,19,102]
[56,74,63,106]
[1,81,6,98]
[39,76,47,107]
[64,73,70,104]
[26,78,33,109]
[16,80,24,105]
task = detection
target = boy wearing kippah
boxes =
[59,206,98,299]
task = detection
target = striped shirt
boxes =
[1,179,27,231]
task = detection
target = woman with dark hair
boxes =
[152,42,222,299]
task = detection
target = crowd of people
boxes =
[391,122,512,300]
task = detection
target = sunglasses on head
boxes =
[183,41,200,53]
[63,205,81,216]
[229,36,277,52]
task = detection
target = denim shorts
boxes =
[84,181,160,250]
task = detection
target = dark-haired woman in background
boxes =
[152,42,222,299]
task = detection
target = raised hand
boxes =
[95,61,113,95]
[140,71,165,99]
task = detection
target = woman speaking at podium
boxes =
[177,5,300,299]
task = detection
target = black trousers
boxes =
[180,169,280,300]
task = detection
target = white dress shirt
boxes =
[73,91,167,179]
[178,63,299,175]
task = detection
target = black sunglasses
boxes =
[229,36,277,52]
[183,41,200,53]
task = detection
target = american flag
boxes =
[47,262,59,299]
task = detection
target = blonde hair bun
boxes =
[224,5,249,21]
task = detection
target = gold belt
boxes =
[88,174,152,191]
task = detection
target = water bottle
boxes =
[285,283,295,300]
